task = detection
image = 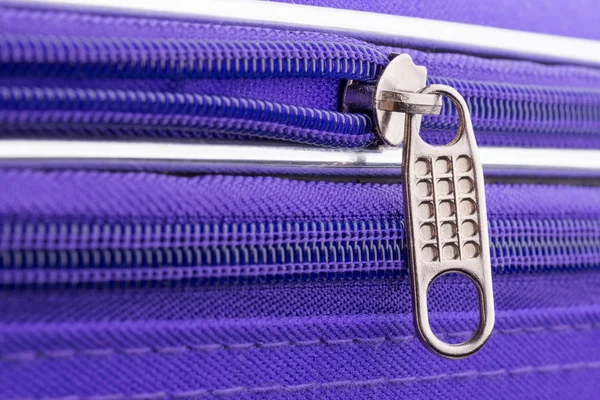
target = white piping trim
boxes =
[9,0,600,66]
[1,140,600,177]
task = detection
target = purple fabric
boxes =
[0,170,600,400]
[2,2,600,398]
[0,170,599,398]
[273,0,600,40]
[1,174,600,397]
[0,4,382,113]
[1,270,599,398]
[5,0,600,42]
[0,172,599,286]
[400,49,600,89]
[4,4,600,89]
[1,170,599,223]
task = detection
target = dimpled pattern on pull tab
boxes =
[402,84,494,359]
[415,154,480,263]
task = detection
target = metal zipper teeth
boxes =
[0,35,385,81]
[1,217,599,285]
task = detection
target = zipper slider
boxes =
[356,54,495,358]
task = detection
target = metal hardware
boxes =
[373,54,429,146]
[375,57,494,358]
[376,90,442,114]
[345,53,442,147]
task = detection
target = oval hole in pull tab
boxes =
[419,89,464,146]
[399,83,495,359]
[426,271,482,345]
[413,268,493,358]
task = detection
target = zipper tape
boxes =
[10,0,600,67]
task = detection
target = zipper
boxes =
[0,52,494,359]
[3,19,600,148]
[0,35,383,81]
[2,2,600,360]
[4,79,600,148]
[3,215,600,281]
[347,54,493,357]
[0,87,374,147]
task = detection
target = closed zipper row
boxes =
[2,23,600,148]
[1,215,599,285]
[4,80,600,147]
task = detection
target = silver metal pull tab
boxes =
[375,55,495,359]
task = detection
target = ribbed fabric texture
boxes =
[0,171,599,398]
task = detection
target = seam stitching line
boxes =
[2,322,598,362]
[9,361,600,399]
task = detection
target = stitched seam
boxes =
[2,322,598,362]
[8,361,600,399]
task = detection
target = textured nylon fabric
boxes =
[0,171,599,398]
[1,268,599,398]
[1,2,600,398]
[2,170,600,223]
[2,171,600,280]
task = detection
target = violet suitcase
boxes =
[1,0,600,398]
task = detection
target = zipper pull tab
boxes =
[376,54,495,359]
